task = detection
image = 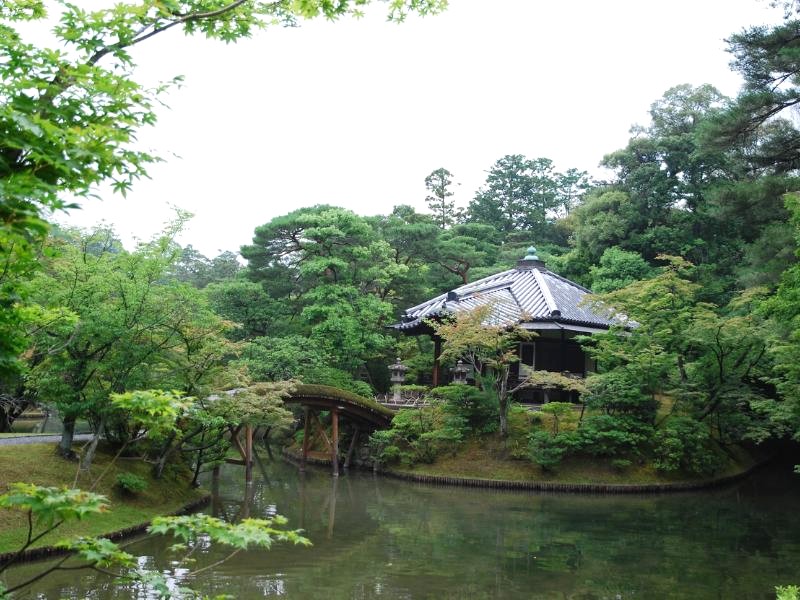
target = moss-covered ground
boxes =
[389,403,761,486]
[393,436,759,485]
[288,399,761,486]
[0,443,205,554]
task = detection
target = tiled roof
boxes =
[393,263,620,331]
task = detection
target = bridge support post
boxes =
[344,428,358,470]
[244,424,253,483]
[327,476,338,539]
[301,408,310,472]
[331,408,339,477]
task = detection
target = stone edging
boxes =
[282,446,770,494]
[0,494,211,565]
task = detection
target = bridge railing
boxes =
[374,390,433,409]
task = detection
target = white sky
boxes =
[52,0,784,257]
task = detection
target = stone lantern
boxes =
[451,360,470,384]
[389,357,409,401]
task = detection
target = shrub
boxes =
[115,472,148,495]
[431,384,498,435]
[576,415,651,458]
[653,416,725,476]
[294,429,305,445]
[507,404,534,458]
[528,431,576,471]
[777,585,800,600]
[584,371,658,424]
[539,402,576,435]
[299,372,374,398]
[369,406,464,466]
[611,458,632,471]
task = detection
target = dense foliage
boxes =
[2,3,800,598]
[3,7,800,595]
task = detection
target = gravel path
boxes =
[0,433,93,446]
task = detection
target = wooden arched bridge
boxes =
[221,384,396,482]
[283,384,396,476]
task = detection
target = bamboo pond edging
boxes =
[282,446,771,495]
[382,459,771,494]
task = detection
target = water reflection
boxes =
[7,458,800,599]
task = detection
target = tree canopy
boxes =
[2,0,800,521]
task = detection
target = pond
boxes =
[9,416,91,435]
[7,455,800,599]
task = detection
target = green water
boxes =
[9,417,91,434]
[7,457,800,599]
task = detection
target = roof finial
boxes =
[517,244,545,270]
[523,245,539,261]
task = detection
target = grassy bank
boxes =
[0,443,205,554]
[392,436,760,486]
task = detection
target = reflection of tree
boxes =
[11,462,800,599]
[361,475,798,599]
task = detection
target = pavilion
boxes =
[391,247,622,403]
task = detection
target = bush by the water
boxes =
[653,416,725,475]
[576,415,651,458]
[370,385,509,466]
[431,384,499,435]
[528,430,575,471]
[583,370,658,425]
[525,406,733,476]
[777,585,800,600]
[370,379,738,480]
[115,472,148,495]
[370,404,464,465]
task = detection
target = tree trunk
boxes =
[191,431,206,487]
[80,418,105,473]
[498,373,509,438]
[57,415,76,459]
[154,431,177,479]
[677,354,688,383]
[0,407,10,433]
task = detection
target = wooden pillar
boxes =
[210,465,221,517]
[301,407,310,472]
[432,337,442,387]
[344,428,359,470]
[298,471,307,529]
[327,475,338,539]
[230,425,246,461]
[244,424,253,483]
[331,408,339,477]
[240,478,254,519]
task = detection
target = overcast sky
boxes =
[53,0,784,257]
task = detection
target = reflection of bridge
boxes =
[283,384,396,477]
